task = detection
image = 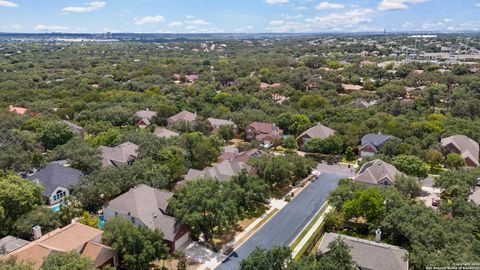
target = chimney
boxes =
[375,228,381,243]
[33,226,42,240]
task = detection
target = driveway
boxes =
[215,173,341,270]
[316,163,355,178]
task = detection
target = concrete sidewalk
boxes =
[291,205,332,258]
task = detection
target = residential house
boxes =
[260,82,281,90]
[441,135,479,167]
[354,159,402,186]
[63,120,84,137]
[359,133,397,157]
[318,232,408,270]
[0,236,30,255]
[1,223,117,270]
[26,161,83,205]
[342,84,364,92]
[100,142,138,168]
[218,148,265,163]
[135,109,157,129]
[183,160,252,183]
[167,110,197,127]
[154,127,179,139]
[246,122,283,148]
[102,185,190,251]
[185,74,199,84]
[297,123,336,150]
[206,117,237,133]
[8,105,27,115]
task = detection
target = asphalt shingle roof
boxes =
[27,161,83,196]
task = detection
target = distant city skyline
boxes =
[1,0,480,33]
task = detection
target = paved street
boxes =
[215,173,341,270]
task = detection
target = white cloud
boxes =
[265,0,289,4]
[378,0,429,11]
[0,0,17,7]
[34,25,69,32]
[234,25,254,32]
[305,8,373,29]
[62,1,106,13]
[316,2,344,10]
[186,19,209,26]
[168,21,183,27]
[270,20,285,26]
[134,15,165,25]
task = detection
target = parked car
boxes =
[432,198,440,207]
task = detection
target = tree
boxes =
[444,153,465,170]
[78,211,99,228]
[240,246,292,270]
[169,178,242,241]
[328,179,365,210]
[218,125,235,141]
[394,175,422,199]
[13,207,61,240]
[232,171,269,212]
[0,172,44,237]
[56,196,83,226]
[434,169,479,199]
[50,138,101,174]
[425,148,444,171]
[288,114,311,137]
[391,155,429,178]
[343,188,384,223]
[40,251,97,270]
[315,238,357,270]
[103,217,168,270]
[38,120,74,150]
[304,136,343,155]
[176,251,187,270]
[179,132,220,169]
[153,146,188,184]
[323,210,344,233]
[0,257,33,270]
[282,136,298,150]
[345,146,356,161]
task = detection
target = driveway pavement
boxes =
[183,242,226,270]
[316,163,355,178]
[215,173,341,270]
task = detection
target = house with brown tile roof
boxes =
[246,122,283,148]
[102,185,190,251]
[1,223,117,270]
[441,135,479,167]
[167,110,197,127]
[297,123,336,150]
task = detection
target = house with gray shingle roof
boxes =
[206,117,237,133]
[354,159,402,186]
[359,133,397,158]
[100,142,138,168]
[318,233,408,270]
[0,236,30,255]
[441,135,479,167]
[135,109,157,129]
[102,185,190,251]
[297,123,336,150]
[63,120,84,137]
[26,161,83,205]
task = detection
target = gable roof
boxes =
[360,133,396,151]
[220,148,265,163]
[27,161,83,196]
[63,120,84,133]
[154,127,179,139]
[100,142,138,167]
[103,185,182,241]
[184,160,251,182]
[297,123,335,141]
[135,109,157,120]
[8,105,27,115]
[354,159,401,185]
[342,84,364,91]
[2,223,111,270]
[207,117,236,129]
[318,233,408,270]
[0,236,30,254]
[168,110,197,124]
[441,135,479,166]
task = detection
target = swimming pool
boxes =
[50,204,61,213]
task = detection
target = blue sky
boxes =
[1,0,480,33]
